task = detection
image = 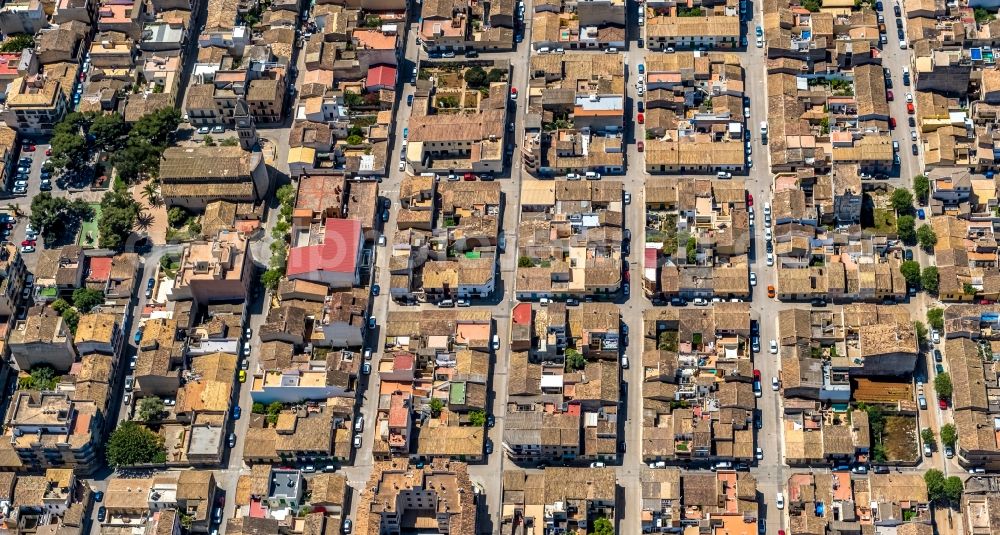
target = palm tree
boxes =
[141,182,161,207]
[135,209,153,230]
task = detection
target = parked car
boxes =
[769,339,778,354]
[232,406,241,419]
[134,329,143,344]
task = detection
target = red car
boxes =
[889,117,896,129]
[747,193,754,207]
[22,144,35,152]
[510,87,518,97]
[906,102,915,114]
[463,173,475,181]
[886,90,894,101]
[753,369,761,380]
[637,141,644,152]
[44,148,51,156]
[624,271,630,282]
[939,398,948,409]
[637,113,645,124]
[20,239,35,247]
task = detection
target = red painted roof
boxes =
[365,65,396,89]
[0,54,19,77]
[87,257,113,282]
[286,218,361,277]
[393,353,415,371]
[512,302,532,325]
[388,392,409,427]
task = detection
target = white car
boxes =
[756,36,764,48]
[624,192,631,204]
[905,92,913,103]
[766,253,774,266]
[772,376,780,391]
[398,160,405,171]
[763,202,771,216]
[749,272,757,286]
[20,245,34,253]
[776,492,785,509]
[744,106,751,118]
[769,339,778,354]
[931,329,940,344]
[756,447,763,460]
[911,130,917,141]
[764,227,772,241]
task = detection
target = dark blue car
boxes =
[233,406,241,420]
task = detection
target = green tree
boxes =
[141,182,161,207]
[872,443,888,463]
[464,66,488,88]
[975,7,996,24]
[61,308,80,334]
[469,410,486,427]
[964,282,977,295]
[49,132,90,172]
[71,288,105,312]
[891,188,914,213]
[927,307,944,331]
[89,112,128,151]
[203,135,216,146]
[897,215,916,244]
[590,517,614,535]
[98,189,140,249]
[565,349,587,371]
[346,134,364,145]
[802,0,821,11]
[29,193,93,243]
[900,260,921,288]
[106,421,167,467]
[924,469,946,501]
[518,256,534,268]
[487,68,506,83]
[922,267,939,294]
[921,428,935,446]
[943,476,964,503]
[941,423,957,448]
[19,365,58,390]
[686,236,697,263]
[913,175,929,204]
[935,372,953,399]
[261,269,283,289]
[51,298,71,314]
[138,396,165,421]
[429,398,444,417]
[220,137,239,147]
[914,321,928,346]
[167,206,190,227]
[129,107,181,146]
[344,91,364,108]
[917,225,937,250]
[0,33,34,52]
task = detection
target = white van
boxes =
[585,171,601,180]
[621,355,629,369]
[492,334,500,350]
[716,171,732,179]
